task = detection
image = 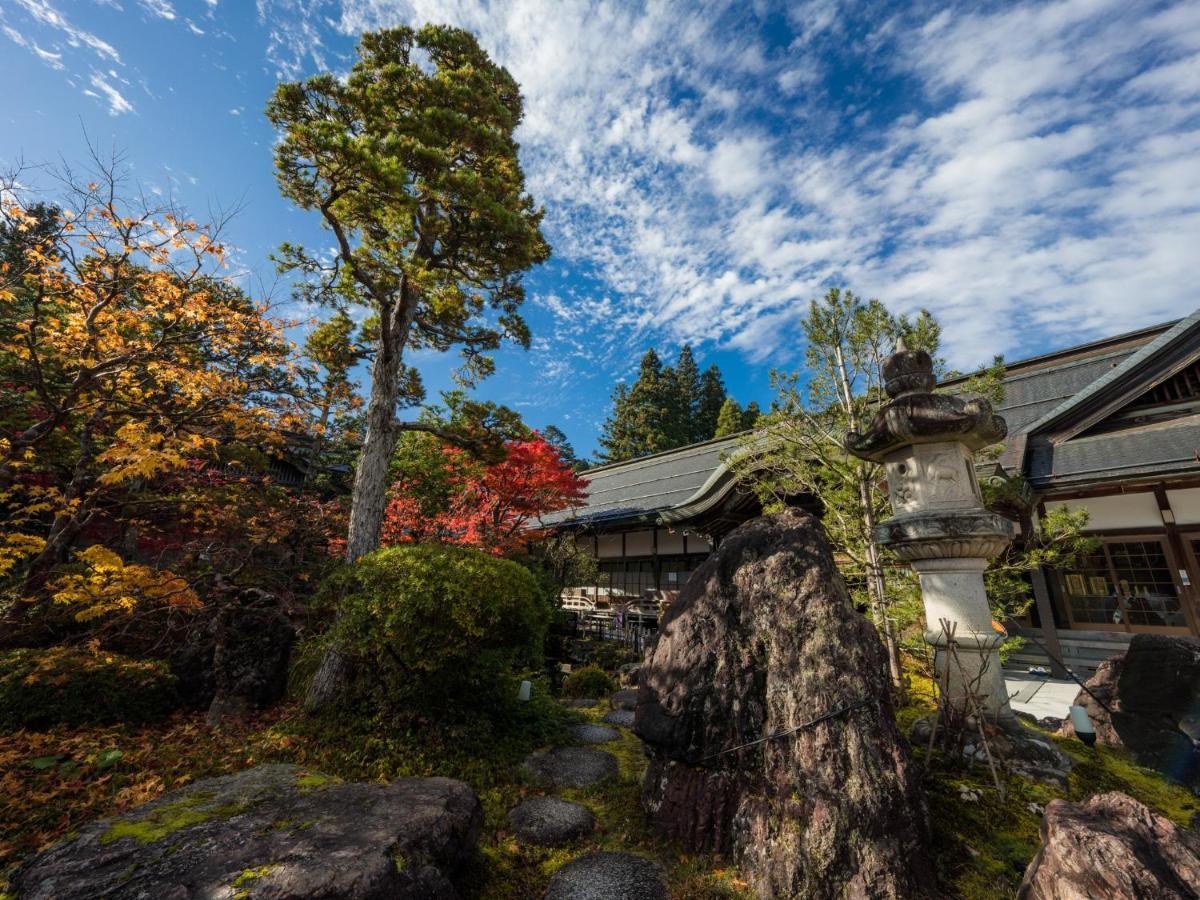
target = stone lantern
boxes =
[846,340,1017,724]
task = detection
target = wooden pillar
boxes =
[1154,484,1200,637]
[1030,566,1068,678]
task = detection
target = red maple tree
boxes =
[381,435,588,555]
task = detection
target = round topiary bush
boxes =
[561,665,615,699]
[0,646,180,731]
[330,545,549,716]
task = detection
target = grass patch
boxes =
[897,695,1199,899]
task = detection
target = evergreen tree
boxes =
[714,398,745,437]
[597,350,678,462]
[671,344,702,443]
[741,400,762,430]
[541,425,581,471]
[696,364,728,440]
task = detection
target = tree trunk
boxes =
[305,293,412,713]
[859,472,905,697]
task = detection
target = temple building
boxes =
[550,312,1200,665]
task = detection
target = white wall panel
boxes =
[1044,493,1162,531]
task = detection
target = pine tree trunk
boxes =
[304,298,409,713]
[860,475,905,698]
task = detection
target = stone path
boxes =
[570,723,619,744]
[522,746,619,789]
[544,851,669,899]
[507,796,595,846]
[602,709,635,728]
[509,687,668,898]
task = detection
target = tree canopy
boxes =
[597,344,754,462]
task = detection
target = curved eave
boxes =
[657,436,774,525]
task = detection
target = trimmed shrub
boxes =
[0,647,179,731]
[562,665,615,698]
[331,545,549,716]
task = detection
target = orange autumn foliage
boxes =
[0,181,296,630]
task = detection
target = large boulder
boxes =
[636,510,935,899]
[1018,791,1200,899]
[9,764,482,899]
[1061,634,1200,784]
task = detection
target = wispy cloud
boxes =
[87,71,134,115]
[11,0,121,63]
[258,0,1200,373]
[138,0,176,21]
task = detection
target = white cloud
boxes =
[255,0,1200,372]
[12,0,121,63]
[138,0,176,20]
[88,71,134,115]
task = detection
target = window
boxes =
[1061,549,1120,625]
[1059,540,1186,629]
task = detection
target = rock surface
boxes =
[9,764,482,900]
[571,723,619,744]
[636,510,935,899]
[1061,634,1200,784]
[602,709,635,728]
[1018,791,1200,899]
[564,698,599,708]
[522,747,619,788]
[543,851,668,900]
[507,796,595,846]
[610,689,638,710]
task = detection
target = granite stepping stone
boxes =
[571,723,620,744]
[544,851,669,899]
[610,688,638,710]
[522,747,618,788]
[602,709,635,728]
[507,796,595,846]
[563,698,599,708]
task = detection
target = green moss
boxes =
[295,772,335,791]
[1056,737,1197,827]
[393,852,407,872]
[233,864,276,888]
[100,791,252,845]
[894,698,1199,900]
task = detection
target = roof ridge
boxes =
[1017,308,1200,438]
[940,318,1179,386]
[580,431,748,475]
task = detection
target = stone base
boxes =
[911,716,1072,788]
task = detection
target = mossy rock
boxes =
[0,647,178,731]
[9,764,483,900]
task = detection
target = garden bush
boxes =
[330,545,549,716]
[0,646,179,731]
[561,664,615,698]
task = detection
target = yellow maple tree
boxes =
[0,171,297,636]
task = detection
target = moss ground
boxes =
[2,662,1194,899]
[897,669,1198,899]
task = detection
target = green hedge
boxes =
[0,647,180,731]
[561,665,615,698]
[332,545,549,716]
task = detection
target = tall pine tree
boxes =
[671,345,702,444]
[742,400,762,430]
[598,350,678,462]
[696,364,727,440]
[714,397,744,437]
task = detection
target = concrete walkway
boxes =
[1003,673,1081,721]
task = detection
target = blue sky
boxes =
[3,0,1199,458]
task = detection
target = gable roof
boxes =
[942,313,1200,489]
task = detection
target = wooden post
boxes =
[1030,566,1068,678]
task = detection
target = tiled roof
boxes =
[543,434,744,528]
